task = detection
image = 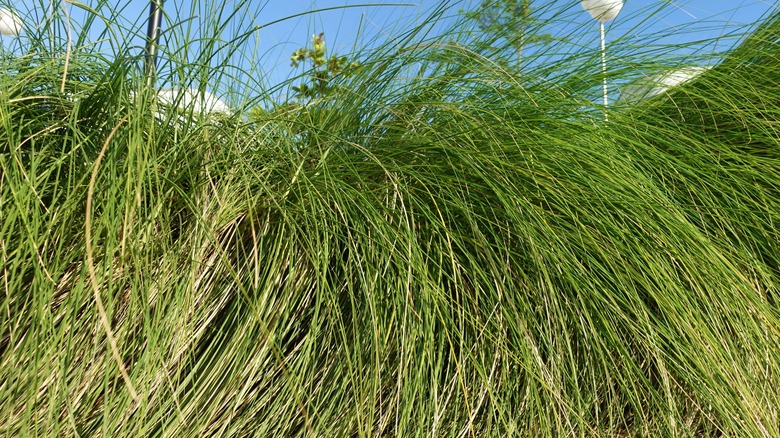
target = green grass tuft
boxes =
[2,1,780,436]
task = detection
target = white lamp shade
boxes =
[0,8,22,36]
[157,88,232,115]
[129,88,232,127]
[581,0,624,23]
[620,66,711,103]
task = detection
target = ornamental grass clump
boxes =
[1,0,780,436]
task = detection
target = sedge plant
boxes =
[1,1,780,437]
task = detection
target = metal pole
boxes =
[144,0,164,85]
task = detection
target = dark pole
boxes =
[144,0,164,86]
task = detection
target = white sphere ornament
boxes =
[581,0,624,23]
[0,8,22,36]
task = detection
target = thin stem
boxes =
[517,0,530,71]
[601,21,608,121]
[517,29,524,70]
[60,0,72,93]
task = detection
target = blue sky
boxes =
[3,0,778,103]
[195,0,777,92]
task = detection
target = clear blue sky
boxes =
[201,0,777,94]
[3,0,778,104]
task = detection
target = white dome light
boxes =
[156,88,232,115]
[0,8,22,36]
[581,0,624,23]
[620,66,711,104]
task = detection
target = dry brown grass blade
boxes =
[84,114,139,403]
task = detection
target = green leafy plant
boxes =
[290,32,359,101]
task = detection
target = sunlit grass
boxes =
[1,1,779,436]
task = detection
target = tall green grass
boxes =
[2,1,779,436]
